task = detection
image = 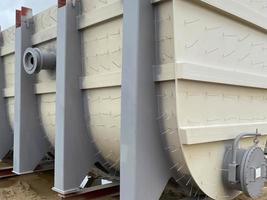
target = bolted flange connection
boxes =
[223,132,267,199]
[23,47,56,75]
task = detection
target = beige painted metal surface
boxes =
[1,27,15,131]
[34,7,57,147]
[1,0,267,199]
[167,0,267,199]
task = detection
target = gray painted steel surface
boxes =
[13,7,50,174]
[53,2,95,194]
[121,0,170,199]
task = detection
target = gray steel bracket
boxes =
[53,0,95,194]
[120,0,170,199]
[13,7,50,174]
[0,27,13,160]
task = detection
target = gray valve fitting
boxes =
[23,47,56,74]
[222,132,267,199]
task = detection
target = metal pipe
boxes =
[23,47,56,74]
[232,132,261,164]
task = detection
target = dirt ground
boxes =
[234,188,267,200]
[0,169,266,200]
[0,170,120,200]
[0,171,59,200]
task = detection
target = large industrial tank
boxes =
[3,0,267,199]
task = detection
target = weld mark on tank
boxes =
[193,188,200,198]
[100,65,110,70]
[224,117,238,121]
[239,117,254,121]
[111,48,121,54]
[251,60,264,66]
[175,174,185,182]
[112,61,121,68]
[176,164,184,172]
[89,65,99,72]
[95,150,102,157]
[239,53,250,61]
[222,50,235,58]
[205,48,219,55]
[98,0,108,4]
[185,39,199,49]
[184,18,200,26]
[222,33,237,38]
[156,113,169,120]
[207,118,221,123]
[169,162,179,170]
[238,33,250,42]
[186,177,192,186]
[205,26,221,31]
[205,92,220,97]
[251,42,265,47]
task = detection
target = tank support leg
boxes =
[120,0,170,200]
[13,7,50,174]
[53,0,95,194]
[0,27,13,160]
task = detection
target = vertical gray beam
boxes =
[121,0,170,200]
[53,0,94,194]
[13,7,49,174]
[0,27,13,160]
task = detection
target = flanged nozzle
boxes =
[23,47,56,75]
[222,131,267,199]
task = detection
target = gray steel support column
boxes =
[53,0,94,194]
[0,27,13,160]
[121,0,170,200]
[13,8,49,174]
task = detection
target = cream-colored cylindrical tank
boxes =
[33,7,57,147]
[80,0,122,169]
[1,27,15,133]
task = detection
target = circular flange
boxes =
[23,48,42,74]
[240,146,266,198]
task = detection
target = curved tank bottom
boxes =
[34,39,57,148]
[37,94,56,147]
[2,51,16,133]
[81,11,123,170]
[7,98,15,131]
[83,87,121,169]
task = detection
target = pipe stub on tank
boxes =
[23,47,56,75]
